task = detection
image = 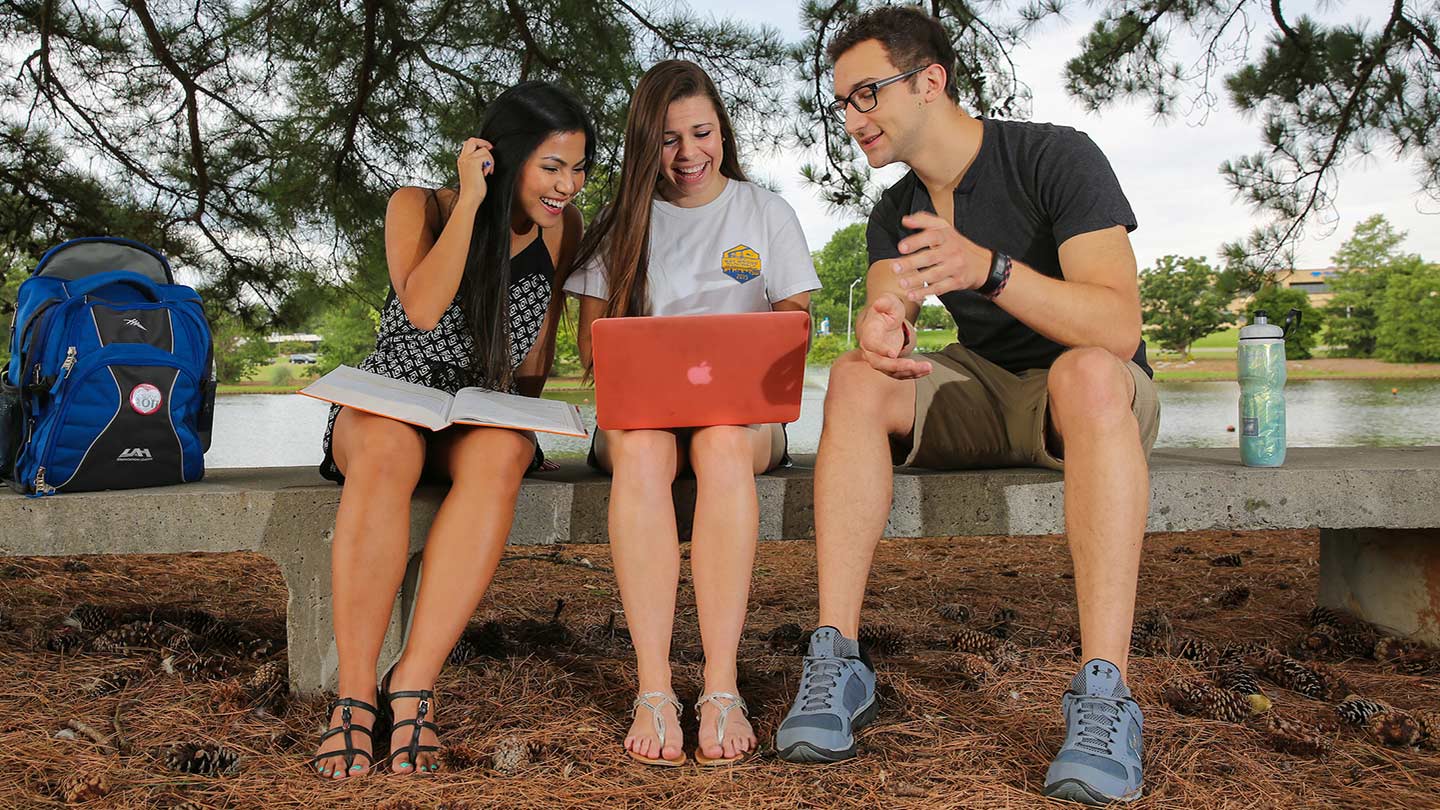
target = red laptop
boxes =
[591,310,810,431]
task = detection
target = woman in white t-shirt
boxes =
[566,60,820,767]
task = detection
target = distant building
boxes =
[264,333,322,345]
[1274,266,1340,306]
[1229,266,1345,314]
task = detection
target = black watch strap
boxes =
[978,250,1012,298]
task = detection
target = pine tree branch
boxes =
[503,0,560,73]
[127,0,210,220]
[337,0,383,190]
[1399,11,1440,63]
[1269,0,1302,46]
[1265,0,1405,266]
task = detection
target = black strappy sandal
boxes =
[382,672,441,774]
[308,697,383,779]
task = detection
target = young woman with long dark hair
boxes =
[310,81,593,779]
[566,60,819,767]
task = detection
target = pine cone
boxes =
[1128,608,1175,651]
[1131,609,1173,656]
[85,672,136,697]
[62,559,92,573]
[937,603,971,623]
[1215,666,1263,697]
[93,620,175,653]
[983,607,1019,639]
[244,660,287,710]
[763,623,806,654]
[859,625,907,656]
[1252,652,1344,700]
[1171,545,1195,555]
[447,637,477,666]
[945,652,994,688]
[1335,695,1390,726]
[1257,715,1333,757]
[1414,710,1440,751]
[1367,711,1422,748]
[948,629,1017,670]
[1376,646,1439,676]
[155,741,241,776]
[163,652,240,680]
[442,742,485,770]
[46,626,91,653]
[66,604,120,633]
[60,771,110,803]
[1215,585,1251,608]
[1163,680,1270,722]
[1372,636,1416,663]
[1210,553,1242,567]
[949,628,1002,656]
[195,620,247,654]
[1306,605,1347,628]
[1173,636,1219,667]
[1299,624,1338,657]
[490,735,529,774]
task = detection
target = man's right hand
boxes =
[857,293,932,379]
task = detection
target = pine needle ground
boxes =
[2,529,1438,809]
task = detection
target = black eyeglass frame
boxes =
[829,65,930,123]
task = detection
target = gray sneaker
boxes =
[1043,658,1144,805]
[775,626,878,763]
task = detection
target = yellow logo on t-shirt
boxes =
[721,244,761,284]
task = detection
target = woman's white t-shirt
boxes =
[563,179,820,313]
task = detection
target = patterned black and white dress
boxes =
[319,231,555,482]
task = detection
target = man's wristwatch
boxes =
[978,250,1012,300]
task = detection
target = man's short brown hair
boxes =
[826,6,960,103]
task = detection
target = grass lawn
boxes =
[1192,327,1240,348]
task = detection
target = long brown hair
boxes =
[573,60,747,319]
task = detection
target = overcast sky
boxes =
[719,1,1438,273]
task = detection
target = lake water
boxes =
[205,375,1440,468]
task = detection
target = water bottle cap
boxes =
[1240,311,1284,340]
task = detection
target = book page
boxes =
[450,387,589,437]
[299,365,452,431]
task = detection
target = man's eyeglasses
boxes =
[829,66,928,123]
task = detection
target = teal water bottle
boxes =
[1237,309,1296,467]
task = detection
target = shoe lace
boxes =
[798,656,845,712]
[1071,695,1126,756]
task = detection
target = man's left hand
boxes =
[891,212,991,301]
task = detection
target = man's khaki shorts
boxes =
[894,343,1160,471]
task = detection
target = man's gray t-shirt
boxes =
[867,117,1151,377]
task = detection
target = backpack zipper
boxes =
[49,347,78,395]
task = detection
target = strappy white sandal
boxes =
[628,691,686,766]
[694,691,752,766]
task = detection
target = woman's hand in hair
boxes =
[458,137,496,207]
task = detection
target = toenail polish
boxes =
[350,765,364,771]
[399,762,412,769]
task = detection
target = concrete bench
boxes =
[2,446,1437,695]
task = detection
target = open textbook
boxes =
[301,365,589,438]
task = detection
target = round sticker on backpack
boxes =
[130,383,163,415]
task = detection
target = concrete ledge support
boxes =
[1319,528,1440,646]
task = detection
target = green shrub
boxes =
[268,363,295,386]
[807,334,849,366]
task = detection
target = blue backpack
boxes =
[2,237,214,494]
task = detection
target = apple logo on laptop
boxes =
[687,361,713,385]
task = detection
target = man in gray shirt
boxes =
[776,7,1158,806]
